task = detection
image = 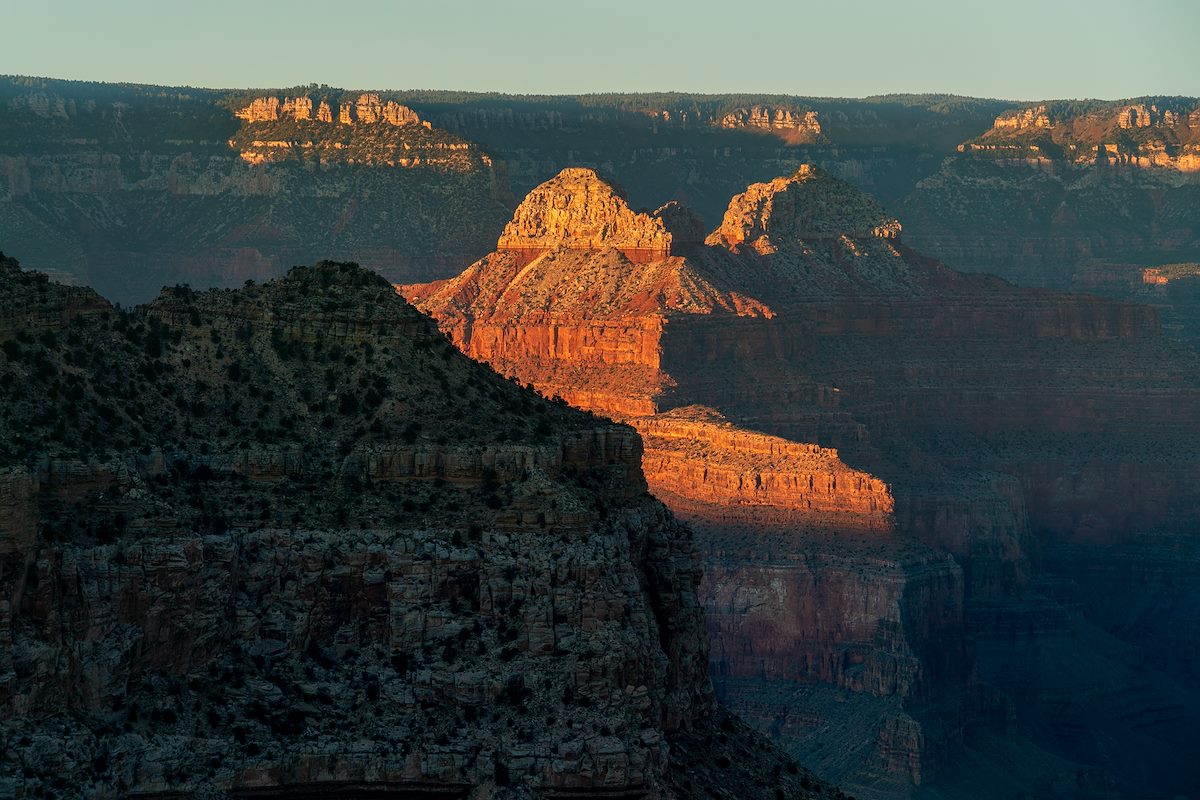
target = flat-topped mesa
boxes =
[235,93,428,128]
[706,164,902,251]
[496,167,696,263]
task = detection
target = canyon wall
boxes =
[406,166,1200,799]
[6,79,1199,327]
[901,98,1200,294]
[0,80,512,303]
[0,257,834,799]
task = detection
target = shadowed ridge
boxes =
[1,259,839,800]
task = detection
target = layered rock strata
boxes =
[0,257,834,800]
[0,79,511,303]
[237,94,425,128]
[406,166,1200,799]
[901,97,1200,292]
[494,169,685,262]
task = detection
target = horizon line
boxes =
[5,73,1199,106]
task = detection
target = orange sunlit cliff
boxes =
[403,165,1200,795]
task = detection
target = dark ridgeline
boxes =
[0,256,838,799]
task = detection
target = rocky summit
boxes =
[405,167,1200,799]
[0,256,839,800]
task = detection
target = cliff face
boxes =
[707,164,902,249]
[0,79,512,303]
[413,93,1011,225]
[636,407,892,530]
[236,93,424,127]
[716,107,824,144]
[406,167,1200,799]
[8,78,1199,332]
[0,257,834,800]
[900,97,1200,294]
[974,100,1200,171]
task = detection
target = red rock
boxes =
[406,164,1200,795]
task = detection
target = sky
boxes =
[4,0,1198,99]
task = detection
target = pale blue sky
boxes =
[4,0,1198,98]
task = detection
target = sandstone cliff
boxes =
[228,94,470,168]
[495,168,679,261]
[707,164,903,250]
[237,94,425,128]
[975,99,1200,172]
[0,256,835,800]
[717,107,824,144]
[406,167,1200,799]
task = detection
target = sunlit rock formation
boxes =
[406,165,1200,799]
[902,97,1200,296]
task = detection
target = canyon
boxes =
[0,256,839,799]
[405,167,1200,799]
[4,77,1200,800]
[6,78,1198,330]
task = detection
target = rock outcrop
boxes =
[229,94,476,168]
[0,79,511,303]
[0,256,837,800]
[236,93,425,128]
[902,97,1200,294]
[636,407,892,531]
[406,166,1200,799]
[495,168,679,262]
[717,107,824,143]
[707,164,902,250]
[990,105,1053,131]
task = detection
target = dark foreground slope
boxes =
[0,257,838,800]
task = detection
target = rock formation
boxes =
[11,77,1200,328]
[990,105,1053,131]
[406,166,1200,799]
[717,107,824,144]
[494,168,679,262]
[707,164,902,250]
[0,255,838,800]
[0,79,511,304]
[902,97,1200,294]
[230,95,468,168]
[236,93,425,128]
